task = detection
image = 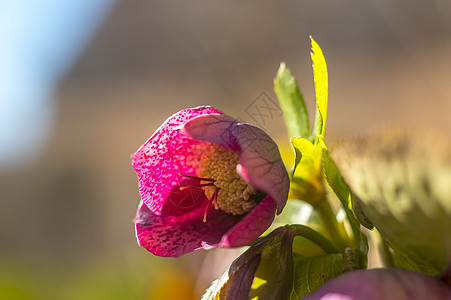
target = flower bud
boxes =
[304,268,451,300]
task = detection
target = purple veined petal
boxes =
[135,200,243,257]
[133,107,290,256]
[132,106,221,215]
[233,123,289,214]
[219,195,278,247]
[180,113,241,151]
[182,113,289,214]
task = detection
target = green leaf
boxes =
[322,147,372,254]
[323,147,373,229]
[392,244,442,275]
[274,62,310,139]
[310,36,328,142]
[202,256,261,300]
[290,254,343,299]
[250,228,296,300]
[290,138,325,205]
[204,225,341,300]
[322,148,352,211]
[331,129,451,275]
[204,226,298,300]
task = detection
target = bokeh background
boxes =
[1,0,451,299]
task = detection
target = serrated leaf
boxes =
[331,129,451,274]
[274,62,310,139]
[290,254,343,299]
[310,37,328,142]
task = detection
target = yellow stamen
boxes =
[197,144,259,215]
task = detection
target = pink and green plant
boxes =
[132,37,451,299]
[133,107,289,257]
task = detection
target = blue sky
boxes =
[0,0,115,169]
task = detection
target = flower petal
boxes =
[233,123,289,214]
[219,195,277,247]
[134,107,289,256]
[182,114,289,214]
[180,113,240,151]
[132,106,221,215]
[135,200,243,257]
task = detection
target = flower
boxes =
[133,106,289,257]
[303,268,451,300]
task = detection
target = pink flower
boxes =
[303,268,451,300]
[133,106,289,257]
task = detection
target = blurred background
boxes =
[1,0,451,299]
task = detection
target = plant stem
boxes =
[291,224,339,254]
[342,248,364,272]
[314,196,351,253]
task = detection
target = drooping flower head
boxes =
[133,106,289,257]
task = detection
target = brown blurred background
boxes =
[1,0,451,299]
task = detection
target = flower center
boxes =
[196,144,258,216]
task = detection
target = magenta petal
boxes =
[135,200,242,257]
[132,106,221,214]
[180,113,241,151]
[133,107,289,257]
[219,195,277,247]
[233,123,289,213]
[182,114,289,213]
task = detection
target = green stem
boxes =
[291,224,339,254]
[342,248,364,272]
[314,196,351,252]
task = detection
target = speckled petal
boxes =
[233,123,289,214]
[219,195,278,247]
[135,200,243,257]
[182,114,289,213]
[133,107,289,257]
[132,106,221,215]
[180,113,241,151]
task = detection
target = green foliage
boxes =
[250,232,295,299]
[331,129,451,275]
[322,147,372,253]
[290,138,325,205]
[392,245,442,275]
[310,36,328,142]
[290,254,343,299]
[274,62,310,139]
[203,226,297,300]
[203,224,345,300]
